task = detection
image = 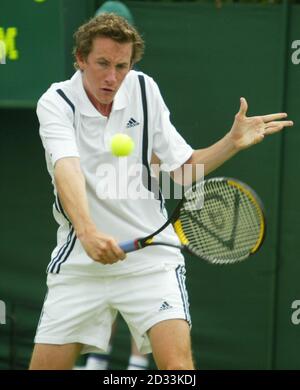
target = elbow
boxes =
[171,151,203,185]
[54,156,81,173]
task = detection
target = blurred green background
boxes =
[1,0,300,370]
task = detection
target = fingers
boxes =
[265,120,294,135]
[81,232,126,265]
[99,238,126,264]
[237,97,248,117]
[237,101,292,124]
[108,238,126,261]
[262,113,288,122]
[266,120,294,128]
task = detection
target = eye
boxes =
[116,64,128,70]
[98,61,108,68]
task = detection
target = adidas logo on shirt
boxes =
[126,117,140,128]
[159,301,173,312]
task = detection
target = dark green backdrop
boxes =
[1,1,299,369]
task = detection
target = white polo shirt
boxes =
[37,70,194,276]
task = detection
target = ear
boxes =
[76,50,86,71]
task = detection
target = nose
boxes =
[105,66,117,85]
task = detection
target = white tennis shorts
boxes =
[34,264,191,354]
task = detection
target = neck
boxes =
[84,88,112,117]
[97,101,113,117]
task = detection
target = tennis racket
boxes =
[119,177,266,264]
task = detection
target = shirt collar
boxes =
[70,70,128,117]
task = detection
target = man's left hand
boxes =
[229,97,294,150]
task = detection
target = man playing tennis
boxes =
[30,14,293,370]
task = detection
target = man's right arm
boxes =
[54,157,125,264]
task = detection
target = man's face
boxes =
[77,36,132,106]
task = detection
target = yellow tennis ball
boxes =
[110,133,134,157]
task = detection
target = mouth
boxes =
[100,88,114,93]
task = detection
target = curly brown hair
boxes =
[73,13,144,69]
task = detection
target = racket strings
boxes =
[178,180,264,264]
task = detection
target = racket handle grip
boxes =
[119,240,138,253]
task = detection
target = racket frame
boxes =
[120,177,266,263]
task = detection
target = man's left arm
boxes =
[174,97,293,183]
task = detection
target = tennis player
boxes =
[30,14,293,370]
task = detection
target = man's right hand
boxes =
[77,224,126,265]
